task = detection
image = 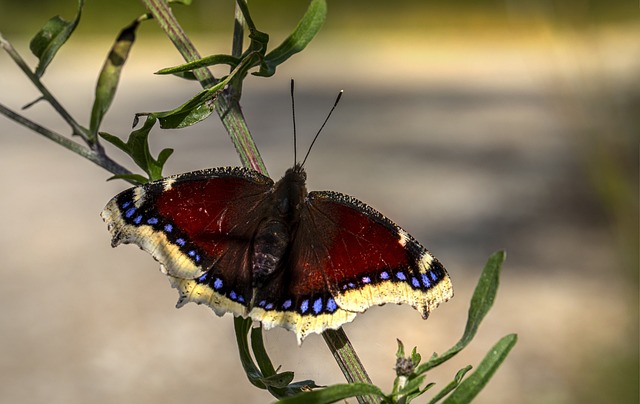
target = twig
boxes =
[0,102,131,177]
[0,33,94,147]
[140,0,266,173]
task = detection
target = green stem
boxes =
[140,0,266,174]
[0,33,94,146]
[323,329,377,404]
[0,102,131,178]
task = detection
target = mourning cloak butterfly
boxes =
[101,162,453,343]
[102,84,451,343]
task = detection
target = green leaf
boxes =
[396,339,406,359]
[411,347,422,367]
[258,0,327,77]
[442,334,517,404]
[233,316,266,389]
[262,372,295,389]
[250,326,277,377]
[417,251,506,373]
[394,375,426,398]
[151,96,217,129]
[30,0,85,77]
[406,382,436,403]
[99,117,173,181]
[90,19,140,137]
[149,51,260,129]
[286,380,322,391]
[276,383,387,404]
[428,365,473,403]
[155,54,240,76]
[144,79,226,129]
[105,173,149,185]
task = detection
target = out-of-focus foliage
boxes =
[0,0,637,36]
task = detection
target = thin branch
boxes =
[0,102,131,178]
[140,0,266,174]
[0,33,94,146]
[323,329,377,404]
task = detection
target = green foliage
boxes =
[29,0,85,77]
[417,250,506,373]
[151,0,326,128]
[90,18,141,138]
[233,317,319,399]
[99,116,173,183]
[442,334,517,404]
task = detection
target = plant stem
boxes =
[0,33,94,146]
[0,102,131,178]
[141,0,266,174]
[323,329,377,404]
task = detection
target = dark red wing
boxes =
[101,167,274,315]
[293,191,452,318]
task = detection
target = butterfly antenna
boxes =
[290,79,298,166]
[301,89,343,167]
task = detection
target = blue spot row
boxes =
[257,296,339,316]
[338,267,442,293]
[117,194,204,267]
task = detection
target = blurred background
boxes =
[0,0,637,403]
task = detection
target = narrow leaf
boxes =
[396,339,406,359]
[250,326,277,377]
[155,54,240,75]
[417,251,506,373]
[150,52,260,129]
[148,78,226,129]
[90,19,139,136]
[276,383,387,404]
[30,0,85,77]
[411,347,422,367]
[394,375,426,397]
[259,0,327,77]
[98,117,173,181]
[262,372,295,389]
[233,316,266,389]
[105,173,149,185]
[442,334,517,404]
[428,365,473,403]
[462,251,505,344]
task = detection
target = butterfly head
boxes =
[285,163,307,184]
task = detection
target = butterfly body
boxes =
[102,164,453,344]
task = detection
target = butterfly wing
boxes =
[101,167,274,317]
[249,190,453,343]
[308,191,453,316]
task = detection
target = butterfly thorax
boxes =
[251,164,308,287]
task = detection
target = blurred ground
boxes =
[0,5,638,404]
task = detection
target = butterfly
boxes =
[101,86,452,344]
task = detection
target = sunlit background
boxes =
[0,1,637,403]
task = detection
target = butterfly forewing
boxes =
[101,167,274,316]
